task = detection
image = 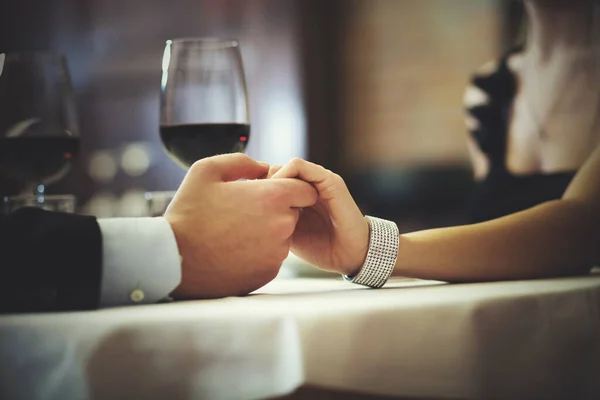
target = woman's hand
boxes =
[269,158,369,276]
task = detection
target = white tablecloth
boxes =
[1,272,600,400]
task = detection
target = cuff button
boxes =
[130,289,145,303]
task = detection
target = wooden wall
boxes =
[340,0,502,171]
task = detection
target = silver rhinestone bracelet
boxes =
[343,216,399,288]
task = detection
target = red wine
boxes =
[0,136,80,185]
[160,123,250,168]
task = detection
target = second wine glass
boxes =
[160,38,250,169]
[0,52,80,206]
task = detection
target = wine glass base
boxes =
[2,194,76,214]
[144,190,177,217]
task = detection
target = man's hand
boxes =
[269,158,369,276]
[165,154,318,299]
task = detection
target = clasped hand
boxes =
[164,154,369,299]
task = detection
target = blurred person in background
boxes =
[270,0,600,285]
[466,0,600,223]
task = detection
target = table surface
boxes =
[1,271,600,400]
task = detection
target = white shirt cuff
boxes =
[97,217,182,307]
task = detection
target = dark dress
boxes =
[466,50,576,223]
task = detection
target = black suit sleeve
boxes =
[0,207,103,313]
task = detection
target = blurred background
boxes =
[0,0,523,231]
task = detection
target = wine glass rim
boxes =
[166,37,239,48]
[1,51,65,62]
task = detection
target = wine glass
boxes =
[0,52,80,207]
[160,38,250,169]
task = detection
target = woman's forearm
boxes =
[394,199,598,282]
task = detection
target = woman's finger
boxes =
[271,158,362,223]
[267,165,283,179]
[271,158,328,188]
